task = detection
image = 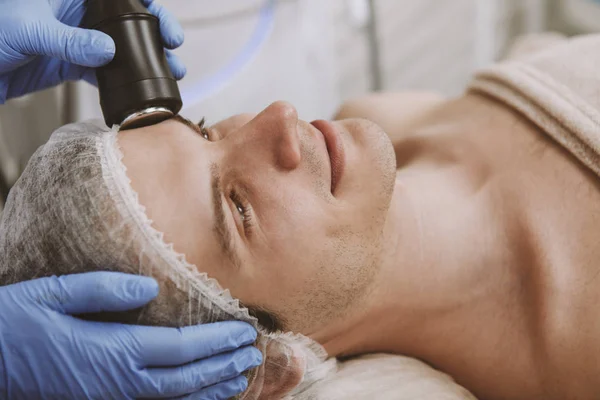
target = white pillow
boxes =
[296,353,477,400]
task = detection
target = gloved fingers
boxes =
[139,347,259,398]
[64,63,99,86]
[174,376,249,400]
[25,21,115,68]
[7,57,93,100]
[2,60,45,101]
[141,0,185,49]
[135,321,258,367]
[82,68,98,87]
[64,47,185,84]
[41,272,159,315]
[60,62,91,83]
[165,50,187,80]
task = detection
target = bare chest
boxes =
[491,120,600,399]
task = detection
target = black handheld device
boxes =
[83,0,183,130]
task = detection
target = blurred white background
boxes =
[0,0,598,202]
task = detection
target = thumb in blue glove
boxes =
[0,0,187,103]
[0,272,262,400]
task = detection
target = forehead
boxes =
[117,118,229,276]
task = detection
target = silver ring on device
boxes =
[119,107,174,131]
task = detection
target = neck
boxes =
[312,96,536,368]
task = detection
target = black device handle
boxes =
[83,0,182,129]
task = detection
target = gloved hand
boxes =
[0,0,187,103]
[0,272,262,400]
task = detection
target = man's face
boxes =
[119,101,396,335]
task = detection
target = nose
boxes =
[238,101,302,170]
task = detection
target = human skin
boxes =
[333,91,600,400]
[119,101,397,335]
[119,91,600,400]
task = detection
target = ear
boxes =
[260,341,305,398]
[244,339,305,399]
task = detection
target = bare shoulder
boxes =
[334,91,447,143]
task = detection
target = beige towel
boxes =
[469,34,600,179]
[504,32,567,60]
[297,354,477,400]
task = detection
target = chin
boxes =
[348,118,396,184]
[337,118,397,218]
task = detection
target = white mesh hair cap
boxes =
[0,119,337,399]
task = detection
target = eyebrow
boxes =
[173,115,243,267]
[172,114,202,134]
[210,164,243,269]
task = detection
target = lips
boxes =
[310,120,346,195]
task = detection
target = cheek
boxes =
[246,223,384,333]
[235,199,332,303]
[186,238,233,285]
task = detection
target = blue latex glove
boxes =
[0,272,262,400]
[0,0,187,103]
